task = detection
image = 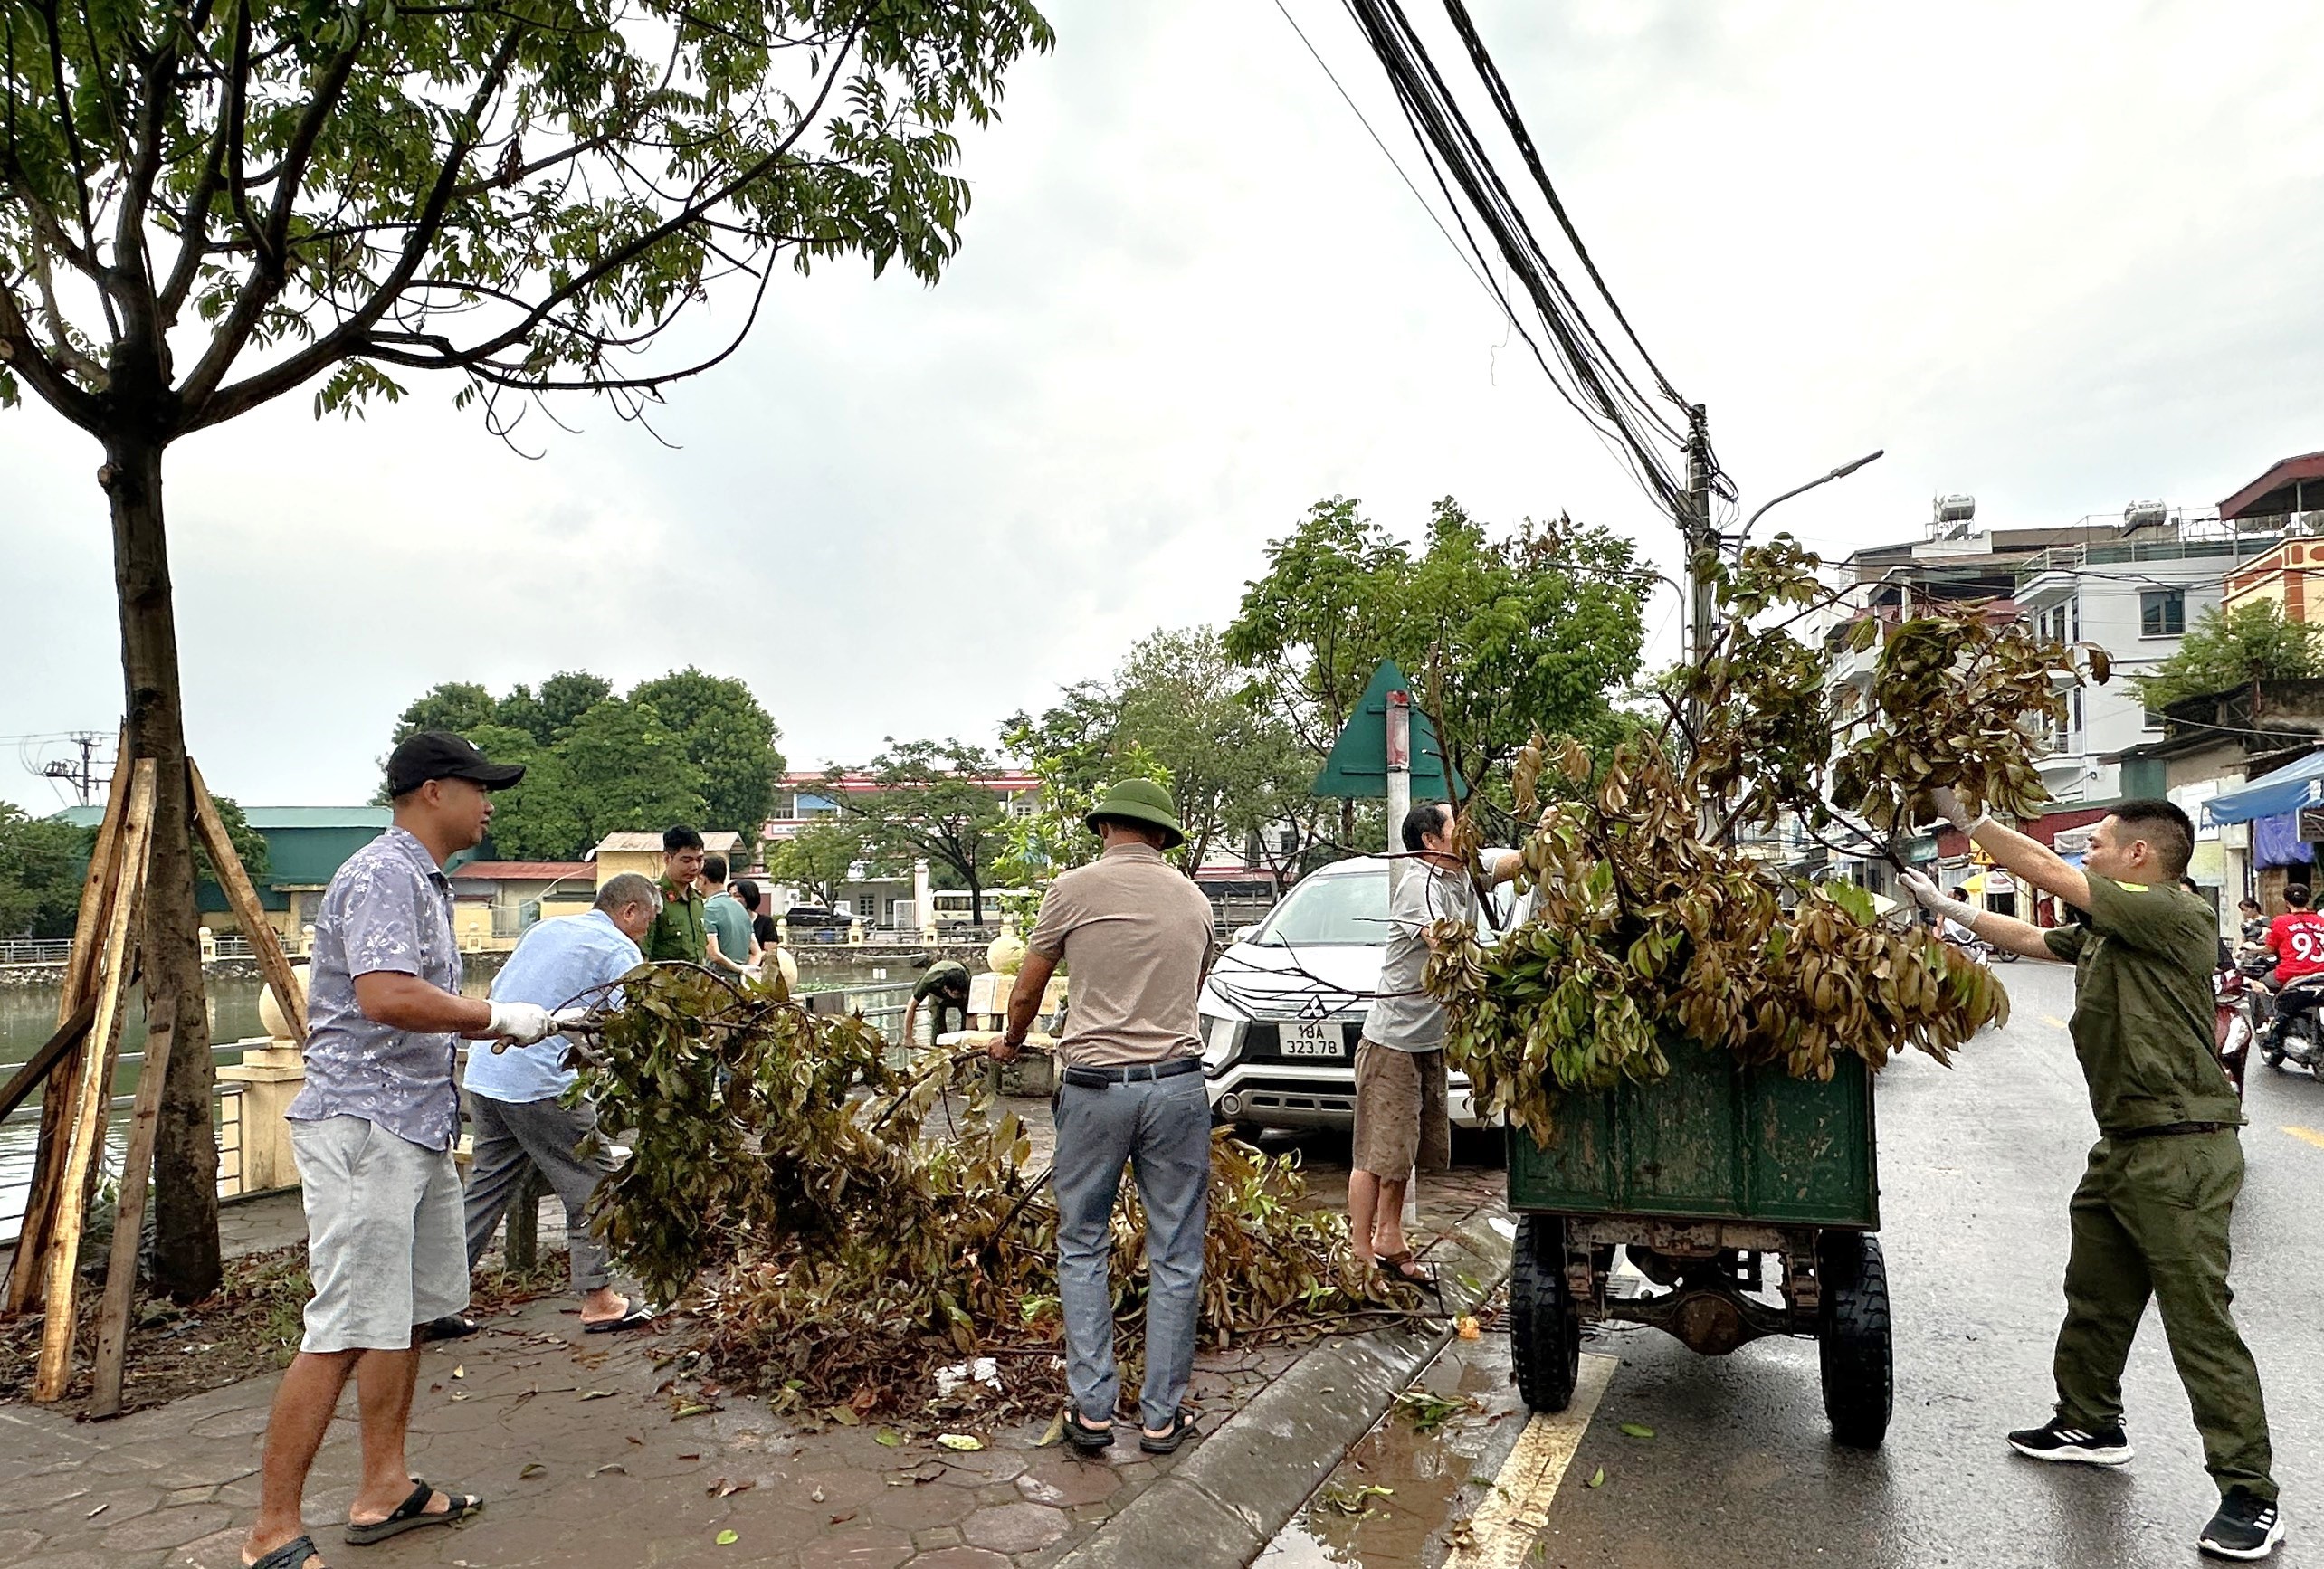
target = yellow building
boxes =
[590,830,748,887]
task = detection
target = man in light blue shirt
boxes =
[458,872,661,1332]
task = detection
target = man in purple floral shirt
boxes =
[243,733,554,1569]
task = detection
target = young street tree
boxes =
[2132,601,2324,710]
[827,740,1012,924]
[1,0,1051,1295]
[768,819,864,909]
[1227,496,1651,799]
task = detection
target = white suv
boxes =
[1198,855,1506,1136]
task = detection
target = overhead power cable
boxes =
[1329,0,1727,521]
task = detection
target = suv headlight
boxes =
[1201,1013,1245,1069]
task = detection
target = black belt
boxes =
[2112,1120,2234,1141]
[1062,1057,1203,1088]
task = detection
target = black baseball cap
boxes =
[386,731,527,797]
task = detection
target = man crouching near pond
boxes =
[993,779,1216,1457]
[241,734,555,1569]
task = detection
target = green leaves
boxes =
[3,0,1054,433]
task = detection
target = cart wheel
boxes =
[1817,1231,1892,1449]
[1510,1215,1581,1413]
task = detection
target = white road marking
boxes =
[1447,1353,1617,1568]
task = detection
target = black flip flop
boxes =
[583,1302,658,1335]
[419,1315,479,1342]
[245,1535,324,1569]
[342,1479,482,1545]
[1139,1408,1199,1454]
[1062,1409,1115,1452]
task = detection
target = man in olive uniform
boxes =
[903,958,972,1048]
[1902,794,2281,1561]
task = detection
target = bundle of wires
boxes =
[1333,0,1731,522]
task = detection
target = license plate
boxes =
[1279,1021,1346,1057]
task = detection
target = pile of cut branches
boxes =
[1425,538,2106,1137]
[573,966,1389,1422]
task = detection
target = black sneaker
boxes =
[2200,1488,2285,1561]
[2007,1416,2133,1466]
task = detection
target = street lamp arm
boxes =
[1734,449,1885,551]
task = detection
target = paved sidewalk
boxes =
[0,1148,1507,1569]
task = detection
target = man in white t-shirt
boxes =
[1354,802,1522,1285]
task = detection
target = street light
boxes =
[1732,449,1885,552]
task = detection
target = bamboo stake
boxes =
[33,759,156,1403]
[5,742,132,1313]
[86,994,173,1419]
[190,760,306,1044]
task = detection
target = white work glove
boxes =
[484,1001,555,1048]
[1898,870,1949,914]
[1927,786,1987,834]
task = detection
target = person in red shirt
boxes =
[2265,884,2324,979]
[2262,884,2324,1049]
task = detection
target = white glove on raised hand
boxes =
[1927,786,1984,833]
[1898,870,1949,913]
[484,1001,555,1047]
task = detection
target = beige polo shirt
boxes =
[1027,843,1216,1068]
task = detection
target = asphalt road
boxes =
[1261,960,2324,1568]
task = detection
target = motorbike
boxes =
[2259,971,2324,1079]
[2214,965,2254,1097]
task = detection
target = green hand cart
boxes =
[1505,1041,1892,1447]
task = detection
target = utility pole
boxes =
[1681,404,1715,730]
[1385,687,1413,900]
[37,732,110,807]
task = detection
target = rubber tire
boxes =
[1510,1215,1581,1413]
[1817,1231,1893,1450]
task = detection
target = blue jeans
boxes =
[1050,1071,1212,1431]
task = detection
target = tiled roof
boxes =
[591,830,743,854]
[450,861,594,880]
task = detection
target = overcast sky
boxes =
[7,0,2324,813]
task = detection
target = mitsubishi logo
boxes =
[1298,994,1331,1021]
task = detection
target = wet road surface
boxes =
[1260,961,2324,1567]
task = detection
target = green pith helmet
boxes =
[1084,777,1186,850]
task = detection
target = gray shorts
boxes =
[290,1116,469,1353]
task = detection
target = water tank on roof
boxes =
[1932,493,1976,524]
[2123,499,2168,528]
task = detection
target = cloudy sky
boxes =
[7,0,2323,813]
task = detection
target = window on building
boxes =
[2140,588,2186,637]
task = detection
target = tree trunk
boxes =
[106,432,221,1303]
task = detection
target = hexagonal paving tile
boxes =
[867,1480,974,1532]
[958,1501,1068,1555]
[794,1523,915,1569]
[1011,1454,1120,1509]
[901,1549,1012,1569]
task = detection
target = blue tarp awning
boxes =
[2204,750,2324,825]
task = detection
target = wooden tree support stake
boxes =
[86,996,174,1419]
[33,758,157,1404]
[191,759,307,1044]
[5,741,131,1315]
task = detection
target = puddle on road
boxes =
[1255,1331,1525,1568]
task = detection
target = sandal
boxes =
[419,1315,479,1342]
[1062,1408,1115,1453]
[343,1479,482,1545]
[1139,1407,1200,1454]
[245,1536,325,1569]
[583,1302,658,1335]
[1375,1251,1444,1307]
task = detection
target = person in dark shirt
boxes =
[1901,795,2279,1560]
[904,958,972,1047]
[735,879,779,949]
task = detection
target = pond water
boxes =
[0,957,908,1236]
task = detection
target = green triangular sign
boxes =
[1313,660,1450,800]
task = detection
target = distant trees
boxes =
[826,742,1014,925]
[768,822,867,910]
[2134,601,2324,710]
[386,670,781,857]
[0,807,84,938]
[1225,496,1652,798]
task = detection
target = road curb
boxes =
[1054,1210,1513,1567]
